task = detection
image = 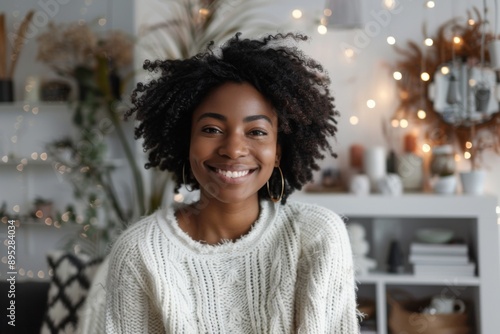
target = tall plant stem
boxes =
[106,102,146,215]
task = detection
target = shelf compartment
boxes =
[385,285,479,334]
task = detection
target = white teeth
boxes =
[216,169,249,178]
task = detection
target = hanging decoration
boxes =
[392,7,500,168]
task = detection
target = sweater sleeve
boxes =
[105,227,166,334]
[294,205,360,334]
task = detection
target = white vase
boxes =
[363,146,386,192]
[432,175,457,194]
[349,174,370,195]
[488,40,500,70]
[460,170,486,195]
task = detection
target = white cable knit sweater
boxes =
[105,200,359,333]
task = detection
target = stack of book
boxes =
[409,242,476,277]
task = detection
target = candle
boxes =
[350,144,364,169]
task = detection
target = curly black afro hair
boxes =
[126,32,339,204]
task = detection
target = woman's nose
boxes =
[218,132,249,159]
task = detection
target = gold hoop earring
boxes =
[182,163,194,192]
[267,166,284,203]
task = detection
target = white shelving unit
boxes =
[291,193,500,334]
[0,102,127,281]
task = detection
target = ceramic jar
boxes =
[430,145,456,177]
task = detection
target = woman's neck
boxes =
[177,196,261,245]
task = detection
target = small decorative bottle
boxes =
[387,240,404,273]
[397,133,424,192]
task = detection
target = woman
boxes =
[105,32,359,333]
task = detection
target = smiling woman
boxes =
[105,32,360,333]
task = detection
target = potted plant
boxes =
[430,145,457,194]
[458,125,491,195]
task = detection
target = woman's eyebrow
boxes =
[196,113,273,125]
[243,115,273,125]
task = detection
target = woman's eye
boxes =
[250,129,267,136]
[202,127,222,134]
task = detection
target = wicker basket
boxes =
[387,291,470,334]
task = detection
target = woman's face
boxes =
[189,82,280,205]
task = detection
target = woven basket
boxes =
[387,291,470,334]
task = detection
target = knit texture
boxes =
[105,200,359,333]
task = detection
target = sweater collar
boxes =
[157,199,280,255]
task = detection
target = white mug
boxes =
[430,296,466,314]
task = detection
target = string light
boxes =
[350,116,359,125]
[468,19,475,26]
[387,36,396,45]
[98,18,107,26]
[400,119,409,128]
[292,9,302,19]
[393,71,402,80]
[384,0,396,9]
[417,109,427,119]
[1,156,8,163]
[426,1,435,8]
[199,8,210,17]
[391,119,400,127]
[366,100,376,109]
[174,194,184,203]
[40,152,48,160]
[344,48,355,59]
[323,9,332,17]
[31,152,38,160]
[454,153,461,162]
[441,66,450,75]
[464,151,472,159]
[421,72,430,81]
[38,271,45,279]
[424,38,433,46]
[465,141,473,149]
[422,143,431,153]
[453,36,462,44]
[317,25,327,34]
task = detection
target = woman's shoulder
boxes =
[284,200,344,224]
[282,200,348,242]
[108,210,163,255]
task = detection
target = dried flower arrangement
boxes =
[0,11,34,101]
[392,8,500,169]
[0,11,34,80]
[37,22,133,77]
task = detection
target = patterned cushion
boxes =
[40,251,102,334]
